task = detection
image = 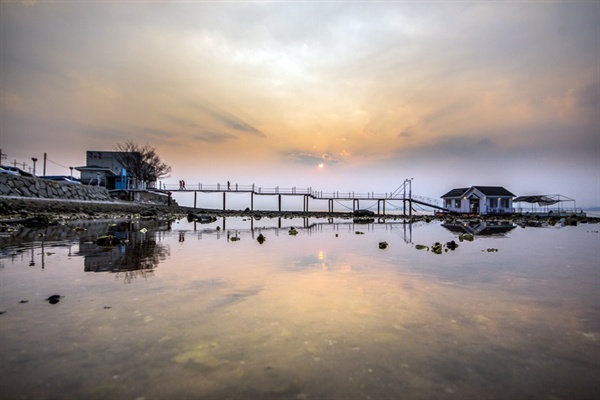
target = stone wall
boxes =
[0,174,112,201]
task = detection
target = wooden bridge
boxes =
[158,180,447,216]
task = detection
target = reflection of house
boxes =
[75,151,129,189]
[441,186,515,215]
[442,221,516,235]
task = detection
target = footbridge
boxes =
[160,180,448,215]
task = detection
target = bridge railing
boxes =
[163,183,438,204]
[313,191,406,200]
[411,195,443,208]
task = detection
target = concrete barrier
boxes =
[0,174,112,201]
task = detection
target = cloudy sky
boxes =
[1,1,598,207]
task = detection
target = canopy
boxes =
[513,195,560,206]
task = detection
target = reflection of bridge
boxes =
[164,180,448,215]
[185,217,421,245]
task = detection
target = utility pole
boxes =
[43,153,47,176]
[31,157,38,176]
[0,148,6,164]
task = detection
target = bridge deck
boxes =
[139,182,449,214]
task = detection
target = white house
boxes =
[441,186,515,215]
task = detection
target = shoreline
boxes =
[1,195,598,226]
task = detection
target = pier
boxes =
[162,180,447,215]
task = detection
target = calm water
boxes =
[0,217,598,400]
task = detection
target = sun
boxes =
[318,163,324,168]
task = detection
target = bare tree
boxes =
[114,142,171,188]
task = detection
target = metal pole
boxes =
[43,153,47,176]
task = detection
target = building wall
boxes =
[443,189,514,215]
[0,174,112,201]
[86,151,125,174]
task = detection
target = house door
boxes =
[470,199,480,214]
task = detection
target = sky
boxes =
[1,0,599,207]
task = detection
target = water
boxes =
[1,217,598,400]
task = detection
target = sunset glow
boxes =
[1,1,598,206]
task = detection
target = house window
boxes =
[488,198,498,208]
[454,199,461,208]
[500,198,509,208]
[445,199,451,208]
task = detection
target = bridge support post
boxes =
[251,192,254,211]
[194,192,197,209]
[353,199,359,212]
[278,194,282,212]
[328,199,333,213]
[223,192,226,211]
[377,199,386,215]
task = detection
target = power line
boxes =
[46,158,70,171]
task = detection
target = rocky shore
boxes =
[0,195,597,229]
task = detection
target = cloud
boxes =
[193,131,238,144]
[286,152,339,166]
[1,1,598,206]
[209,110,266,138]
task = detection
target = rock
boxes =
[45,294,63,304]
[23,215,51,228]
[378,241,388,249]
[459,233,474,242]
[96,235,123,247]
[431,242,443,254]
[446,240,459,250]
[257,233,266,244]
[289,227,298,236]
[354,209,375,217]
[415,244,429,250]
[187,213,216,223]
[140,208,159,218]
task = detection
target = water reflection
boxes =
[81,231,169,284]
[1,220,172,283]
[442,220,516,235]
[0,218,598,399]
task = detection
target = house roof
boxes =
[74,165,119,176]
[441,186,515,198]
[441,188,469,198]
